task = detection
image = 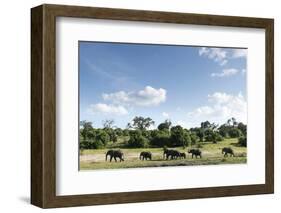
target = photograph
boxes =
[79,42,248,170]
[30,4,274,208]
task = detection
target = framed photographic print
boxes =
[31,4,274,208]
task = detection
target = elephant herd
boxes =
[105,147,235,162]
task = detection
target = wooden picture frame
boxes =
[31,4,274,208]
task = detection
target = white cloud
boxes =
[102,86,166,107]
[89,103,128,115]
[232,49,247,58]
[242,68,246,75]
[198,47,209,56]
[187,92,247,126]
[199,47,228,66]
[199,48,247,66]
[220,60,228,66]
[162,112,169,118]
[211,68,239,77]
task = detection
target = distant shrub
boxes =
[238,136,247,147]
[122,129,129,136]
[204,130,223,143]
[95,130,110,146]
[150,131,171,147]
[127,130,148,148]
[80,139,104,149]
[216,133,224,142]
[228,128,242,138]
[170,126,191,147]
[190,133,199,145]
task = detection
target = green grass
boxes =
[80,138,247,170]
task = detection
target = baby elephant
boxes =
[222,147,235,157]
[139,151,152,160]
[105,149,124,162]
[188,149,202,158]
[179,152,186,159]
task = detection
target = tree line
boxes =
[79,116,247,150]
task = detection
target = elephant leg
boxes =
[114,156,117,162]
[110,155,113,162]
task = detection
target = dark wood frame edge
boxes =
[31,4,274,208]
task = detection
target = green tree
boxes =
[237,122,247,136]
[218,124,229,138]
[122,129,129,136]
[204,129,214,142]
[150,130,171,147]
[201,121,211,129]
[127,130,148,148]
[157,120,172,131]
[228,128,242,138]
[238,136,247,147]
[102,119,115,129]
[227,117,238,127]
[95,129,110,146]
[190,133,199,145]
[114,128,123,136]
[128,116,155,130]
[79,120,93,140]
[170,125,191,147]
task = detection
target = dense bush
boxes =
[204,129,215,142]
[204,130,224,143]
[238,136,247,147]
[237,122,247,136]
[216,133,224,142]
[127,130,149,148]
[228,128,242,138]
[157,120,172,131]
[150,131,171,147]
[79,117,246,150]
[122,129,129,136]
[95,129,110,146]
[190,133,199,145]
[170,126,191,147]
[114,128,123,136]
[80,139,104,149]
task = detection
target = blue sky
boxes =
[79,41,247,129]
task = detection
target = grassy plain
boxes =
[80,138,246,170]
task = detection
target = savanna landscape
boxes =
[79,42,247,170]
[79,117,247,170]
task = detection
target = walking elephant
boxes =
[163,149,180,160]
[222,147,235,157]
[188,149,202,158]
[139,151,152,160]
[105,149,124,162]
